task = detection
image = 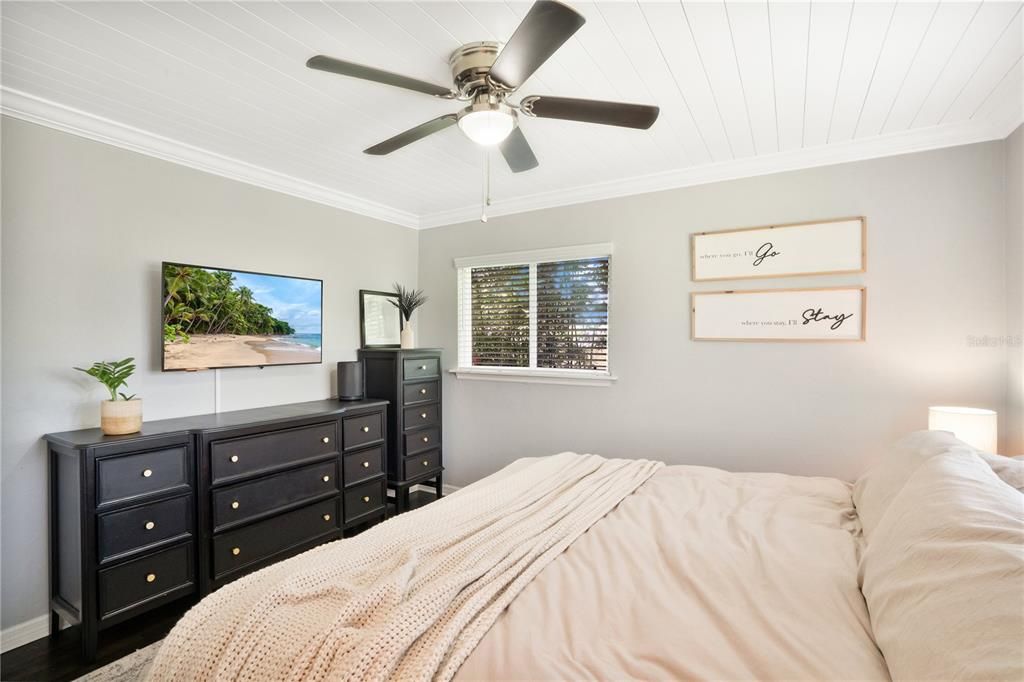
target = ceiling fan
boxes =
[305,0,660,173]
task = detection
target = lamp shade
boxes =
[928,406,998,452]
[458,109,515,146]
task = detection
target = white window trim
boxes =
[449,366,617,386]
[454,243,614,386]
[453,243,614,269]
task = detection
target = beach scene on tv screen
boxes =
[163,264,322,370]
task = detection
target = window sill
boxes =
[449,367,617,386]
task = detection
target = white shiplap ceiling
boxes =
[2,1,1022,229]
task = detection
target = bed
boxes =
[147,432,1023,681]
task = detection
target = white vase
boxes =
[100,398,143,435]
[401,320,415,349]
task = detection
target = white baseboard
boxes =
[391,483,462,497]
[1,614,50,654]
[410,483,462,495]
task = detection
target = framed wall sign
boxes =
[691,217,866,281]
[692,287,866,342]
[359,289,401,348]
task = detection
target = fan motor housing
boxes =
[449,41,502,98]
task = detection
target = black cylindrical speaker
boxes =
[337,360,364,401]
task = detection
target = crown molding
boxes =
[417,115,1021,229]
[3,87,1018,232]
[0,88,420,230]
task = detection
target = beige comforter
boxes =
[147,454,662,681]
[458,464,889,681]
[150,456,888,681]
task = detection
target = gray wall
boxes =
[2,116,1018,638]
[0,117,419,631]
[419,140,1012,487]
[1007,124,1024,455]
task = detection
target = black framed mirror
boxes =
[359,289,401,348]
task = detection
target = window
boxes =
[469,264,530,367]
[455,244,613,385]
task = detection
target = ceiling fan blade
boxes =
[499,127,539,173]
[364,114,458,155]
[521,95,659,129]
[307,55,453,98]
[488,1,586,90]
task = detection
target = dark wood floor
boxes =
[1,601,189,682]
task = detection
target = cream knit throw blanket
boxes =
[147,453,662,682]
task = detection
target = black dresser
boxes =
[44,398,387,660]
[358,349,443,512]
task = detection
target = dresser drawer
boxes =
[403,449,441,480]
[98,495,192,563]
[97,447,189,508]
[343,446,384,486]
[98,543,194,619]
[344,479,386,523]
[342,412,383,451]
[404,427,440,456]
[212,460,338,532]
[212,499,338,579]
[210,422,337,486]
[403,380,439,405]
[403,357,439,381]
[403,404,439,431]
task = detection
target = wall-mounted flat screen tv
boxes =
[162,262,322,371]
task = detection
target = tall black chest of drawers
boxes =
[44,398,387,661]
[359,349,443,511]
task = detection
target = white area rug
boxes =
[74,641,160,682]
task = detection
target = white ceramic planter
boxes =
[401,320,415,349]
[101,398,143,435]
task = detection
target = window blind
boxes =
[468,264,530,367]
[456,246,611,375]
[537,258,609,371]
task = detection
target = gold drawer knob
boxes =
[419,365,427,370]
[362,461,370,468]
[142,469,153,478]
[419,388,427,394]
[231,501,240,510]
[322,475,331,482]
[422,436,429,443]
[423,460,429,466]
[362,496,370,503]
[146,573,156,583]
[362,426,370,433]
[323,514,331,522]
[232,547,240,556]
[230,455,239,463]
[144,521,155,531]
[322,436,330,444]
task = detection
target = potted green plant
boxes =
[391,283,428,349]
[74,357,142,435]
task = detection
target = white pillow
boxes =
[852,430,975,539]
[860,451,1024,681]
[979,451,1024,492]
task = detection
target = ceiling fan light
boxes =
[458,108,515,146]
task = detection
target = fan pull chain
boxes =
[480,151,491,223]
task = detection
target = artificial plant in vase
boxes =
[391,283,428,349]
[74,357,142,435]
